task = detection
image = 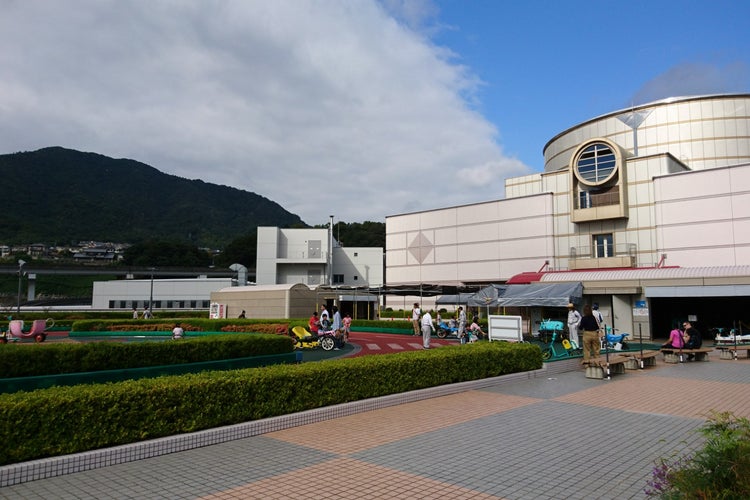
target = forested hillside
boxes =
[0,147,304,247]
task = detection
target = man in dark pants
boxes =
[683,321,702,360]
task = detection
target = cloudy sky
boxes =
[1,0,748,225]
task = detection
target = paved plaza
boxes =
[1,354,748,499]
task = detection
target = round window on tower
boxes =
[573,141,619,186]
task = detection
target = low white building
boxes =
[256,225,383,288]
[92,277,232,311]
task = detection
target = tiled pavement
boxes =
[1,354,748,499]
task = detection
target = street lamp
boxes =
[17,259,26,314]
[148,267,155,317]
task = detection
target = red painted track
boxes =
[345,331,457,357]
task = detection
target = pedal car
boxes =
[436,320,459,338]
[1,318,54,343]
[291,326,320,349]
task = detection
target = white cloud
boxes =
[0,0,530,225]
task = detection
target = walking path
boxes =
[2,354,748,499]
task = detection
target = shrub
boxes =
[0,334,293,378]
[645,411,750,498]
[0,341,542,465]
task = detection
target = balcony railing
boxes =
[576,190,620,209]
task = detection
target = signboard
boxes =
[488,315,523,342]
[632,308,649,316]
[209,303,227,319]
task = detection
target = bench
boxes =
[716,344,750,360]
[585,355,631,379]
[623,350,660,370]
[660,347,713,363]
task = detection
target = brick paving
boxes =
[1,354,748,499]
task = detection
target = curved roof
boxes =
[542,93,750,156]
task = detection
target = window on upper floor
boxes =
[593,234,614,258]
[333,274,344,284]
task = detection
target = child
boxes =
[343,313,352,341]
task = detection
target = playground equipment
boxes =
[436,320,459,338]
[1,318,55,344]
[537,319,564,343]
[290,324,346,351]
[541,330,580,360]
[291,326,320,349]
[601,328,630,350]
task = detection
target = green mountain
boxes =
[0,147,304,247]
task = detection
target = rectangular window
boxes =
[308,240,321,258]
[333,274,344,284]
[593,234,614,258]
[579,190,591,209]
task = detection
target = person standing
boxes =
[683,321,702,360]
[411,303,421,336]
[343,313,352,341]
[421,309,435,349]
[143,307,152,319]
[132,307,139,319]
[567,303,582,347]
[592,303,604,327]
[457,306,467,344]
[319,305,330,329]
[579,304,601,365]
[332,306,343,350]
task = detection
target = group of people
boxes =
[132,307,153,319]
[662,320,703,360]
[308,304,351,350]
[569,302,704,364]
[413,303,484,349]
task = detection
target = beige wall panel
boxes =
[387,249,407,266]
[434,226,459,245]
[457,241,500,261]
[458,223,500,243]
[662,247,738,267]
[658,196,733,224]
[732,219,750,244]
[385,232,407,251]
[421,208,458,227]
[433,244,457,263]
[456,202,500,225]
[457,261,501,281]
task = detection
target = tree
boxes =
[122,240,211,267]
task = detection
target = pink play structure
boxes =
[1,319,54,343]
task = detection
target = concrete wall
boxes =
[209,284,318,319]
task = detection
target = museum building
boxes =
[385,94,750,339]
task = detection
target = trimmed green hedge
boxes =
[0,334,293,378]
[0,342,542,465]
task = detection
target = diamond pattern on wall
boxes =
[408,232,433,264]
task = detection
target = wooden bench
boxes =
[585,355,631,379]
[660,347,713,363]
[623,350,660,369]
[716,345,750,360]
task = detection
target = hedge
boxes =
[0,341,542,465]
[0,334,293,378]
